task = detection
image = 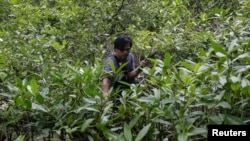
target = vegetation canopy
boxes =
[0,0,249,140]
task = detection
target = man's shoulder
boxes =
[105,54,118,62]
[127,53,134,60]
[103,54,118,71]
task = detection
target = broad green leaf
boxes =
[138,97,153,103]
[231,83,241,92]
[36,94,44,104]
[83,97,96,104]
[153,119,171,125]
[76,105,98,113]
[232,52,250,62]
[124,123,132,141]
[161,97,178,104]
[101,102,113,119]
[182,75,193,84]
[187,127,207,137]
[83,107,100,113]
[242,86,250,96]
[215,101,231,109]
[228,38,238,52]
[211,41,228,56]
[109,60,116,72]
[32,103,47,112]
[0,92,13,98]
[51,41,64,51]
[24,99,32,109]
[163,52,171,68]
[219,75,227,85]
[181,60,195,71]
[153,88,161,100]
[27,79,38,95]
[134,123,151,141]
[225,114,245,124]
[14,135,25,141]
[209,114,224,124]
[129,113,143,128]
[116,62,128,74]
[179,67,193,74]
[15,96,26,107]
[177,133,188,141]
[81,118,94,132]
[214,90,225,101]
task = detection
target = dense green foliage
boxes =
[0,0,249,140]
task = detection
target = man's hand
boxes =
[102,78,111,101]
[139,60,150,68]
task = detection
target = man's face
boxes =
[115,43,131,60]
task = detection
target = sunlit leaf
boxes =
[232,52,250,62]
[14,135,25,141]
[134,123,151,141]
[83,97,96,104]
[211,41,228,56]
[225,114,245,124]
[129,113,143,128]
[209,114,225,124]
[228,39,238,52]
[187,127,207,137]
[124,123,132,141]
[163,52,171,68]
[81,118,94,132]
[109,60,116,72]
[215,101,231,109]
[101,102,113,119]
[177,133,188,141]
[219,75,227,85]
[28,79,38,95]
[32,103,47,112]
[51,41,64,51]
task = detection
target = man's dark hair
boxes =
[114,34,132,51]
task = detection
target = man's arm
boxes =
[127,60,148,79]
[102,78,111,98]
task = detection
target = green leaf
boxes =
[187,127,207,137]
[84,107,100,112]
[14,135,25,141]
[109,60,116,72]
[232,52,250,62]
[32,103,47,112]
[219,75,227,85]
[101,102,113,119]
[81,118,94,132]
[83,97,96,104]
[211,41,228,56]
[225,114,245,124]
[27,79,38,95]
[36,94,44,104]
[177,133,188,141]
[215,101,231,109]
[163,52,171,68]
[228,39,238,52]
[116,62,128,74]
[134,123,151,141]
[129,113,143,128]
[209,114,225,124]
[124,123,132,141]
[24,99,32,109]
[51,41,64,51]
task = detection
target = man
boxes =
[102,34,148,99]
